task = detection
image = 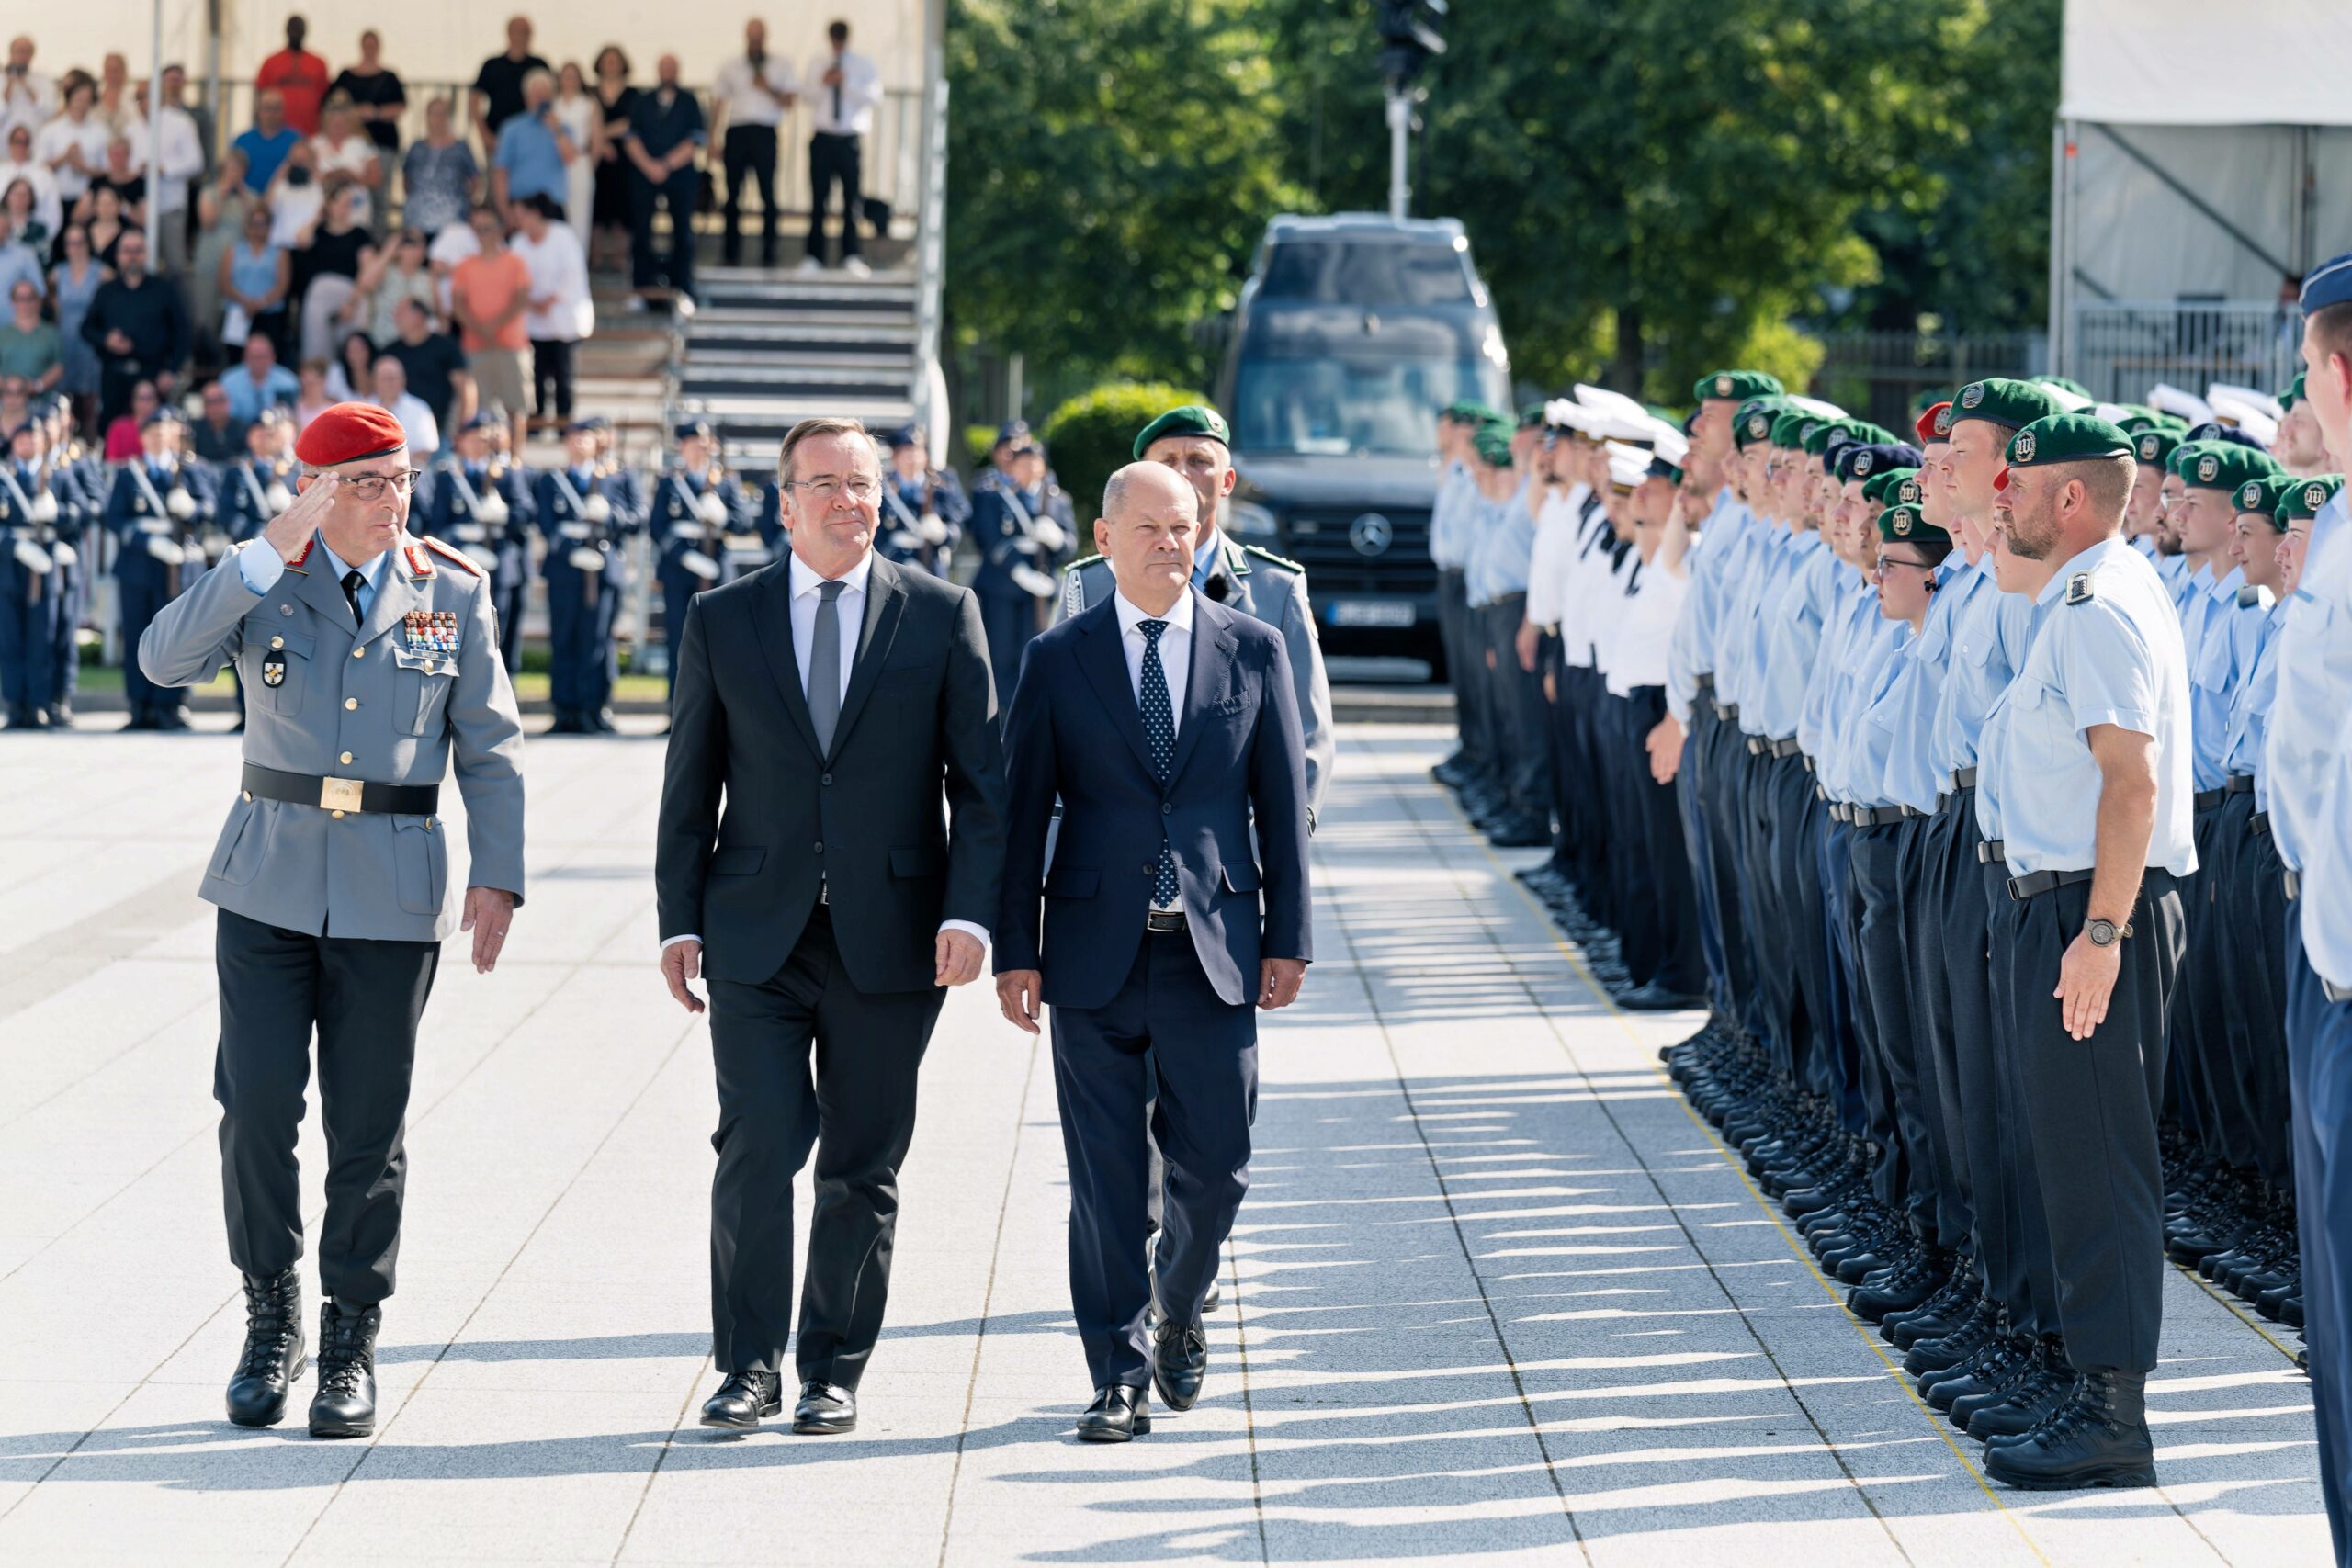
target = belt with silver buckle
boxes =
[2193,788,2223,810]
[1950,766,1978,791]
[1714,701,1739,722]
[2252,812,2271,837]
[1827,802,1849,822]
[2286,870,2302,901]
[241,762,437,817]
[2326,978,2352,1006]
[1145,909,1187,933]
[2223,774,2256,795]
[1977,838,2007,863]
[1695,673,1715,694]
[1801,752,1815,773]
[2007,866,2095,901]
[1760,736,1801,759]
[1899,804,1928,819]
[1851,804,1907,829]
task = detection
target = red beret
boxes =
[1916,401,1953,446]
[294,401,410,468]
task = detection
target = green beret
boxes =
[2234,473,2300,525]
[2278,473,2345,525]
[2281,372,2307,412]
[1770,411,1816,449]
[1133,404,1231,460]
[1518,401,1549,429]
[1473,427,1513,468]
[1803,419,1864,457]
[1695,368,1785,403]
[1877,504,1951,546]
[2132,428,2181,466]
[1952,377,2064,431]
[2004,413,2133,468]
[1736,398,1791,448]
[2177,440,2282,491]
[1860,467,1920,506]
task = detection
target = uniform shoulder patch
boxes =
[1238,543,1306,574]
[419,535,483,577]
[285,536,316,571]
[2064,571,2094,605]
[1066,553,1104,571]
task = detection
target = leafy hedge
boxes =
[1040,380,1210,526]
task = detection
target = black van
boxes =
[1213,214,1513,670]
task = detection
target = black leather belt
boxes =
[1977,838,2006,863]
[2007,866,2094,901]
[2326,978,2352,1006]
[1900,805,1928,819]
[1950,766,1978,791]
[1695,673,1715,694]
[242,762,438,817]
[1802,753,1815,773]
[1747,736,1800,759]
[1814,784,1828,802]
[2286,870,2301,901]
[2224,774,2256,795]
[1828,802,1849,822]
[1713,701,1739,722]
[1145,910,1188,932]
[1851,804,1907,828]
[2193,788,2223,810]
[2252,812,2270,838]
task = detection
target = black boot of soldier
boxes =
[1983,1367,2155,1489]
[309,1299,382,1438]
[224,1268,306,1427]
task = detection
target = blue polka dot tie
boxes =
[1138,619,1180,909]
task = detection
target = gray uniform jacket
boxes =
[1059,530,1333,825]
[140,533,528,942]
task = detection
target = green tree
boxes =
[945,0,1303,398]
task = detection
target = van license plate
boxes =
[1329,600,1415,628]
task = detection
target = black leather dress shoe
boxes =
[792,1380,857,1435]
[308,1299,381,1438]
[225,1269,305,1427]
[1076,1384,1151,1441]
[700,1371,783,1431]
[1152,1319,1208,1411]
[1616,982,1709,1012]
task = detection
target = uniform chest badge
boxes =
[404,608,461,658]
[261,652,287,687]
[2064,572,2094,605]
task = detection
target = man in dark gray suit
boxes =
[657,415,1007,1437]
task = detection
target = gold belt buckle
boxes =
[319,776,365,813]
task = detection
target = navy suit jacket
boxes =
[996,588,1311,1010]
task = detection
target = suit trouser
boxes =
[117,569,175,716]
[1851,823,1938,1226]
[1482,596,1546,823]
[706,906,946,1385]
[2212,795,2290,1182]
[2286,918,2352,1561]
[1437,570,1490,775]
[978,586,1040,713]
[1676,705,1731,1015]
[1697,706,1765,1038]
[629,167,699,295]
[214,908,438,1304]
[721,123,779,265]
[1994,870,2185,1373]
[1053,930,1256,1389]
[1618,685,1706,997]
[1893,811,1968,1248]
[808,131,865,261]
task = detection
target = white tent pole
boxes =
[145,0,164,259]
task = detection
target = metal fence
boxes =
[1806,331,2046,430]
[2065,302,2301,407]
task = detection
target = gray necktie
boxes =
[808,579,846,753]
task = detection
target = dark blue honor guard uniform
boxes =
[107,408,220,729]
[969,423,1075,708]
[650,419,754,700]
[417,415,534,672]
[875,423,969,578]
[0,425,74,728]
[533,425,643,732]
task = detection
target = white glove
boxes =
[145,535,187,565]
[1013,563,1057,600]
[11,536,51,573]
[478,492,512,525]
[917,514,949,546]
[1033,519,1067,553]
[681,548,722,581]
[697,491,729,525]
[583,494,612,525]
[165,486,197,520]
[28,491,57,524]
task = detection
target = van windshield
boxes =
[1254,241,1474,307]
[1232,354,1494,457]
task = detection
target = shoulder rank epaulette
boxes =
[284,536,316,574]
[2064,571,2094,605]
[1238,542,1305,573]
[418,535,482,577]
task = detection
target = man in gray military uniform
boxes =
[1058,402,1332,1319]
[1059,404,1333,827]
[139,401,527,1442]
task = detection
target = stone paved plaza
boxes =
[0,719,2327,1565]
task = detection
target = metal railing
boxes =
[2066,301,2301,407]
[1806,330,2046,429]
[198,77,926,233]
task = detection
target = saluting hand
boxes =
[262,471,337,561]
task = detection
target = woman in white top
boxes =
[34,73,108,206]
[551,63,602,238]
[509,194,593,425]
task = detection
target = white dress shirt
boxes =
[714,53,798,129]
[130,106,205,216]
[33,112,108,201]
[663,548,988,952]
[1112,586,1194,735]
[1,70,57,140]
[805,50,884,136]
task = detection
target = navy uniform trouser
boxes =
[2286,915,2352,1562]
[1696,704,1763,1036]
[214,908,439,1304]
[1438,570,1492,776]
[1816,815,1867,1134]
[2176,799,2260,1169]
[1483,594,1548,824]
[2214,794,2294,1184]
[493,571,526,674]
[978,586,1038,714]
[0,558,62,710]
[544,566,620,715]
[1615,685,1706,997]
[50,549,83,708]
[1893,811,1969,1249]
[1994,870,2185,1373]
[1564,667,1615,924]
[117,567,176,716]
[1677,702,1733,1017]
[1052,930,1256,1391]
[1539,635,1577,871]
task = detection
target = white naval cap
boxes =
[2206,392,2280,447]
[1603,441,1655,489]
[2147,382,2213,425]
[2206,381,2284,423]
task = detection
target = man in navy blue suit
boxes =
[995,461,1312,1442]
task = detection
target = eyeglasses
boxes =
[1876,555,1935,575]
[786,475,879,505]
[339,469,422,499]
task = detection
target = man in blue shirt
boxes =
[230,91,301,195]
[219,333,300,425]
[491,70,571,215]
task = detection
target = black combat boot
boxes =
[1983,1367,2155,1489]
[309,1299,382,1438]
[224,1268,306,1427]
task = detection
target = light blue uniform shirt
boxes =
[2266,488,2352,875]
[237,533,388,615]
[2186,566,2256,791]
[1747,531,1833,740]
[1666,487,1744,724]
[1881,553,1970,813]
[1799,570,1873,762]
[1977,537,2198,878]
[1715,520,1788,717]
[1931,555,2041,778]
[1471,479,1538,604]
[1460,491,1500,606]
[1838,621,1915,809]
[2220,603,2287,805]
[1429,460,1476,570]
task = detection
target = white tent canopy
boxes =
[2061,0,2352,127]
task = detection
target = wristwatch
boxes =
[2086,918,2122,948]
